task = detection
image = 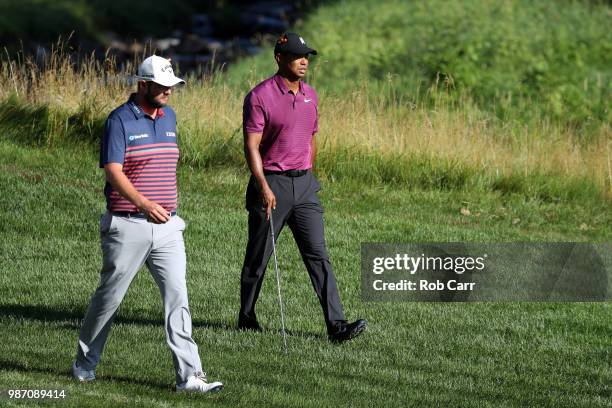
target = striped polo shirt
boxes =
[243,74,318,171]
[100,94,179,213]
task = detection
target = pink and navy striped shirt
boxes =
[100,95,179,213]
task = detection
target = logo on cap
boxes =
[136,55,185,87]
[299,37,305,45]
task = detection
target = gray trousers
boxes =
[239,171,347,333]
[76,212,202,383]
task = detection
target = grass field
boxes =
[1,1,611,405]
[0,140,610,407]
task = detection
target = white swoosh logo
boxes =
[304,99,312,103]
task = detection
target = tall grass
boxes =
[227,0,612,127]
[0,47,610,203]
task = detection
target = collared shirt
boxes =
[100,94,179,212]
[243,73,318,171]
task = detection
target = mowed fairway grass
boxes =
[0,140,610,407]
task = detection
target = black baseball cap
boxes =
[274,32,317,56]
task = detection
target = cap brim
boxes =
[133,75,185,87]
[155,76,185,87]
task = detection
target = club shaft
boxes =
[269,213,288,353]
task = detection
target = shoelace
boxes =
[194,372,208,382]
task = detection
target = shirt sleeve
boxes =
[243,92,265,134]
[99,117,126,168]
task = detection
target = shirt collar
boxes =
[273,73,305,96]
[127,93,165,119]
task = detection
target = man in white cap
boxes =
[71,55,223,393]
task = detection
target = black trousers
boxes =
[239,171,346,333]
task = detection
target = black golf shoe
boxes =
[328,319,367,343]
[238,317,262,332]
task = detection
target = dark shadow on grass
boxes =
[0,304,327,338]
[0,358,172,390]
[0,304,330,387]
[0,304,229,332]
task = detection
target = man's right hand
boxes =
[138,199,171,224]
[261,185,276,221]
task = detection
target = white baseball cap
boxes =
[134,55,185,87]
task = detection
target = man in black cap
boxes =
[238,32,367,342]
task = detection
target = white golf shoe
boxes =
[72,361,95,382]
[176,373,223,393]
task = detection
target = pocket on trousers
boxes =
[245,176,263,212]
[176,215,187,231]
[308,174,324,212]
[99,212,116,235]
[311,172,322,192]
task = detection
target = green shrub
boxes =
[228,0,612,127]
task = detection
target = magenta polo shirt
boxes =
[243,74,318,171]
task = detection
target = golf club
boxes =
[269,212,288,353]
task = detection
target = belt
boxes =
[264,169,308,177]
[111,211,177,219]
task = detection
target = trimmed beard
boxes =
[145,83,166,108]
